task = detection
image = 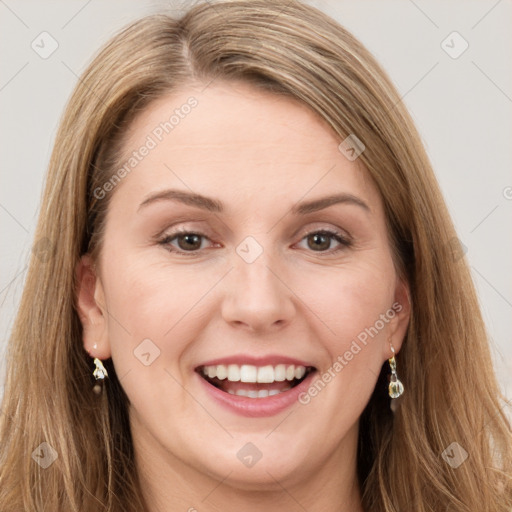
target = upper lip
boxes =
[195,355,315,369]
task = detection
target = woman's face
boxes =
[78,81,409,495]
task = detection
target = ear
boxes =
[75,254,111,359]
[386,276,411,357]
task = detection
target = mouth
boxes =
[196,363,316,398]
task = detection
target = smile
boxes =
[197,363,315,399]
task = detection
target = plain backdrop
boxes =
[1,0,511,407]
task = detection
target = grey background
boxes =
[1,0,511,407]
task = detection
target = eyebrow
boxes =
[138,189,223,213]
[291,193,370,215]
[137,188,371,215]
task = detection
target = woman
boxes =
[0,1,510,511]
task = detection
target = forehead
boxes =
[109,80,380,214]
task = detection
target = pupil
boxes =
[309,233,330,251]
[179,234,201,250]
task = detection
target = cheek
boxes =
[98,250,200,370]
[98,256,209,413]
[292,252,396,348]
[102,238,210,331]
[289,252,396,414]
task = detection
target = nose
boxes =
[220,249,296,334]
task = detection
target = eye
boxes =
[158,230,212,254]
[157,228,352,256]
[297,229,352,253]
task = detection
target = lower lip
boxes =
[196,371,316,417]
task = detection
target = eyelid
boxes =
[299,224,351,241]
[294,227,352,252]
[293,219,352,242]
[157,224,352,257]
[157,227,216,255]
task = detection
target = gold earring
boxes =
[388,341,404,399]
[92,357,108,394]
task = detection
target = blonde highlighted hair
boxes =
[1,1,510,510]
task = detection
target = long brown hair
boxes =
[1,1,510,510]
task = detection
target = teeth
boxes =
[201,364,309,383]
[240,364,257,383]
[257,365,274,383]
[274,364,286,381]
[295,366,306,379]
[232,386,292,398]
[227,364,240,382]
[216,365,228,380]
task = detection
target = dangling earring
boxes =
[92,357,108,394]
[388,341,404,399]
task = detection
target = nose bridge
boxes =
[221,235,295,330]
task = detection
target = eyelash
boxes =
[157,227,352,256]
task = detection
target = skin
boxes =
[76,80,410,512]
